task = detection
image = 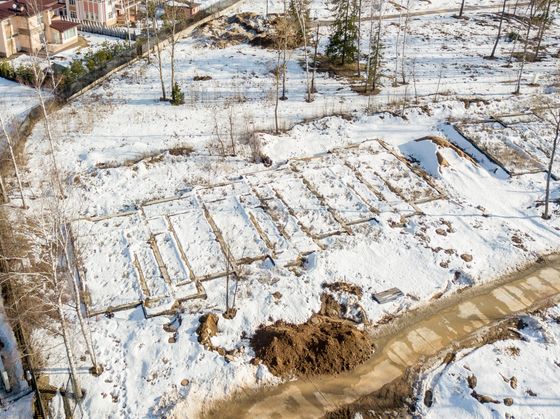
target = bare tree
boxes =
[280,0,290,100]
[292,0,313,102]
[433,64,444,103]
[0,114,26,208]
[311,23,320,94]
[273,8,297,130]
[168,0,179,94]
[357,0,362,77]
[227,107,237,155]
[534,0,553,60]
[393,8,402,86]
[1,204,86,402]
[62,224,101,375]
[365,0,384,94]
[514,0,536,94]
[489,0,508,58]
[120,0,133,47]
[458,0,466,18]
[145,0,152,64]
[26,0,64,197]
[542,106,559,219]
[151,1,168,100]
[400,0,412,85]
[274,49,282,133]
[37,205,83,400]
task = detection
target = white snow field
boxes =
[1,1,559,417]
[0,77,37,128]
[70,139,449,319]
[417,306,560,419]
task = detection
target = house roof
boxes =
[50,19,79,33]
[0,0,63,21]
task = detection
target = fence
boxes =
[64,18,137,41]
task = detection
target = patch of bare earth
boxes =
[324,317,527,418]
[251,295,373,377]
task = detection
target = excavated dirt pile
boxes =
[251,295,374,377]
[194,13,277,48]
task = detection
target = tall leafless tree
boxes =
[292,0,313,102]
[489,0,508,58]
[534,0,553,59]
[151,1,167,100]
[311,24,320,94]
[458,0,466,18]
[543,106,560,219]
[168,0,179,94]
[400,0,412,85]
[514,0,536,94]
[27,0,64,197]
[0,114,26,208]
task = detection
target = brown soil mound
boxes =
[196,13,277,49]
[197,313,218,348]
[322,281,363,298]
[251,306,374,377]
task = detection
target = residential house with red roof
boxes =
[0,0,79,58]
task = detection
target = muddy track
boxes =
[204,254,560,418]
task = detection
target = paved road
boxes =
[206,254,560,418]
[312,2,531,26]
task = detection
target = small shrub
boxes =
[168,145,194,156]
[15,65,36,85]
[193,75,212,81]
[63,59,87,83]
[83,41,129,71]
[170,82,185,105]
[0,59,16,80]
[507,31,521,42]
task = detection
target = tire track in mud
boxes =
[202,254,560,418]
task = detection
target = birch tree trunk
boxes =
[62,230,99,374]
[170,0,178,93]
[57,292,83,400]
[311,24,320,94]
[293,0,312,102]
[514,1,535,94]
[534,0,552,60]
[543,113,559,219]
[153,12,167,100]
[0,114,26,208]
[490,0,507,58]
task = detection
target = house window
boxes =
[70,10,77,18]
[69,0,75,4]
[63,27,77,41]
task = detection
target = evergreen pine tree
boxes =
[171,82,185,105]
[326,0,359,65]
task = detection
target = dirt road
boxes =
[205,254,560,418]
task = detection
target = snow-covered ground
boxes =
[0,77,37,127]
[238,0,515,20]
[1,1,559,417]
[418,306,560,418]
[23,104,560,417]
